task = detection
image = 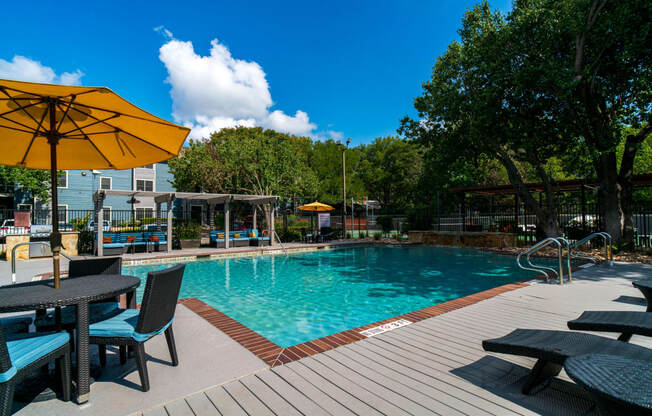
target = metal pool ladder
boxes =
[516,237,572,285]
[273,231,289,256]
[570,232,613,266]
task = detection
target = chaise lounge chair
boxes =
[482,329,652,394]
[568,311,652,342]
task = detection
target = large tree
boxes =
[402,2,576,237]
[168,127,317,218]
[0,166,52,202]
[403,0,651,241]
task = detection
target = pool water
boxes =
[123,245,555,347]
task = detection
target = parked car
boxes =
[87,220,110,232]
[0,219,30,238]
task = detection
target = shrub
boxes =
[373,232,382,240]
[77,230,94,254]
[70,214,90,232]
[376,216,394,236]
[346,232,352,239]
[174,221,201,240]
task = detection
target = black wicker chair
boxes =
[88,264,185,392]
[34,257,124,334]
[0,321,71,415]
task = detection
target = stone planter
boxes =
[179,239,201,249]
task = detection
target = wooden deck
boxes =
[136,262,652,416]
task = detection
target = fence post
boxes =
[581,182,586,233]
[461,193,466,232]
[437,191,441,231]
[514,192,519,240]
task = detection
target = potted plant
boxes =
[175,221,202,249]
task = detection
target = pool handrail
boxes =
[11,241,72,284]
[555,237,573,283]
[517,237,565,284]
[570,232,613,266]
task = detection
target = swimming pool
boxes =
[123,245,554,347]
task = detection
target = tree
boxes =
[168,127,317,219]
[0,166,52,202]
[358,137,423,213]
[402,2,576,238]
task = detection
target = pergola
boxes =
[93,190,279,256]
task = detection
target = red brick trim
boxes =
[179,280,528,367]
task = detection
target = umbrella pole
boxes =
[48,101,62,289]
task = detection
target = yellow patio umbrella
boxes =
[299,201,334,236]
[0,78,190,288]
[298,201,334,212]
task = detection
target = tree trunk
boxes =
[597,153,624,242]
[495,147,560,239]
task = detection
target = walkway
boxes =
[140,262,652,416]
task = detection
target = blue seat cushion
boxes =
[7,332,70,371]
[0,316,32,335]
[35,302,120,327]
[103,243,126,248]
[89,309,173,342]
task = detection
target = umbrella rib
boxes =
[0,114,41,133]
[0,100,44,119]
[0,88,42,127]
[19,107,49,166]
[56,102,115,168]
[0,122,37,135]
[56,95,76,131]
[59,113,120,136]
[64,104,176,156]
[66,101,186,129]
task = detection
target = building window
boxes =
[135,207,153,220]
[136,180,153,192]
[58,205,68,223]
[141,164,155,169]
[103,207,112,223]
[58,172,68,188]
[17,204,31,211]
[99,177,112,190]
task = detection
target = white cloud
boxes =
[157,29,341,140]
[0,55,83,85]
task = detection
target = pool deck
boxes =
[10,261,652,416]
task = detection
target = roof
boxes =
[94,190,279,204]
[449,174,652,195]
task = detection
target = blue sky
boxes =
[1,0,511,145]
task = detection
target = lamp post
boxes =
[342,138,351,237]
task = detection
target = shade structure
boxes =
[298,201,334,212]
[0,78,190,288]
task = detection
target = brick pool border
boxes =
[179,280,529,367]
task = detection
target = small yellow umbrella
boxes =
[299,202,334,237]
[298,201,335,212]
[0,79,190,288]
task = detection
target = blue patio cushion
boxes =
[6,332,69,371]
[103,243,125,248]
[35,302,120,327]
[0,316,32,335]
[89,309,173,342]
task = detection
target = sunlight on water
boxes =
[124,246,558,347]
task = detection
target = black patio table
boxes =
[0,274,140,404]
[633,279,652,311]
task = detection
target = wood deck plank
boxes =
[223,381,275,416]
[204,386,247,416]
[240,374,303,416]
[183,392,221,416]
[164,399,195,416]
[256,370,331,416]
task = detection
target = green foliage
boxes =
[0,166,53,201]
[373,232,382,241]
[174,221,201,240]
[376,216,394,235]
[77,230,94,254]
[70,214,90,232]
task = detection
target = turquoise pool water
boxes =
[123,245,553,347]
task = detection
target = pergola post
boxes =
[155,202,162,232]
[166,195,175,250]
[93,192,105,257]
[252,205,257,230]
[209,203,215,230]
[269,203,275,246]
[224,199,230,249]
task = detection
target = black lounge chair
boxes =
[568,311,652,342]
[88,264,185,392]
[564,354,652,416]
[482,329,652,394]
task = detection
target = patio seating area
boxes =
[5,261,647,415]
